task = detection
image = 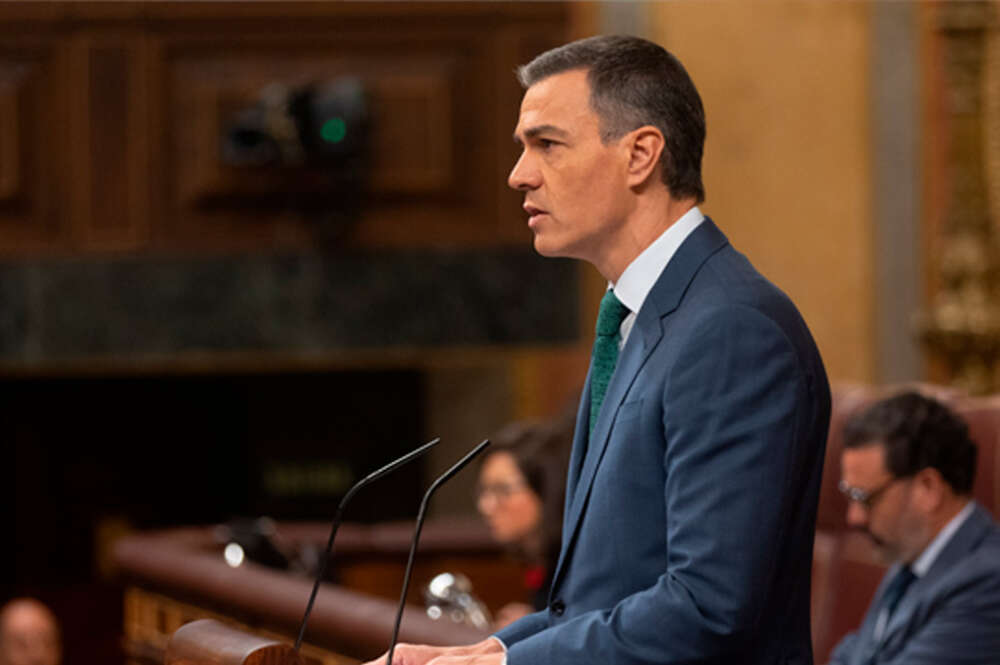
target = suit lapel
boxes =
[563,372,593,528]
[856,579,890,664]
[551,218,730,595]
[550,325,658,593]
[564,330,653,527]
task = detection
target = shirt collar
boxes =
[611,206,705,315]
[911,500,976,577]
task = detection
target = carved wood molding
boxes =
[918,1,1000,393]
[987,1,1000,235]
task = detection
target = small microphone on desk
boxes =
[387,439,491,665]
[294,437,441,651]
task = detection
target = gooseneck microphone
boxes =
[294,437,441,651]
[386,439,491,665]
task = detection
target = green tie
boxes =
[590,290,630,437]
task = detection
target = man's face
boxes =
[840,443,929,564]
[0,602,60,665]
[509,69,632,267]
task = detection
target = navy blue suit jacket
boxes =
[829,503,1000,665]
[495,218,831,664]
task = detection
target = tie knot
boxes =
[596,290,630,336]
[894,565,917,590]
[881,565,917,615]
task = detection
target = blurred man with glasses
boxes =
[829,391,1000,665]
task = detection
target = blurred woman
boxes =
[476,407,574,628]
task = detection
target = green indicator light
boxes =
[320,117,347,144]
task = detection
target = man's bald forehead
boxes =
[0,599,58,634]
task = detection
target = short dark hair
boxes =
[843,391,977,494]
[517,35,706,203]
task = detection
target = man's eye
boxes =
[538,138,556,149]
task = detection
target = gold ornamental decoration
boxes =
[917,1,1000,395]
[989,2,1000,230]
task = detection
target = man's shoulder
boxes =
[671,243,810,342]
[925,512,1000,591]
[695,242,793,304]
[963,505,1000,558]
[642,216,790,314]
[972,516,1000,568]
[644,217,825,372]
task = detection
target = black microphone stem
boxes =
[386,439,491,665]
[294,437,441,652]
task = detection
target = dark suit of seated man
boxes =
[830,392,1000,665]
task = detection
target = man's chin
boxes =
[531,235,571,259]
[863,531,898,563]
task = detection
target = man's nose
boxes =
[508,151,540,191]
[846,501,868,528]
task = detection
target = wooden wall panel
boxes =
[168,49,460,204]
[368,71,453,193]
[0,2,569,255]
[0,77,20,200]
[155,31,506,251]
[0,40,66,251]
[68,34,150,250]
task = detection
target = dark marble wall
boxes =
[0,249,580,367]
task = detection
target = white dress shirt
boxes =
[611,206,705,347]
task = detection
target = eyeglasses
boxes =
[475,481,529,502]
[837,477,900,510]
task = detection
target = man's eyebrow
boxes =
[512,124,570,144]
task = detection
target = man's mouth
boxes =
[524,203,548,225]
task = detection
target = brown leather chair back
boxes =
[817,383,997,531]
[811,384,1000,662]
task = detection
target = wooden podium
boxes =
[114,520,512,664]
[166,620,304,665]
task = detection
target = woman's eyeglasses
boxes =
[475,481,529,502]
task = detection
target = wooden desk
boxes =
[114,519,524,664]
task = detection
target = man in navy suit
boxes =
[367,35,830,665]
[830,392,1000,665]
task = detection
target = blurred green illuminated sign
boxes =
[320,117,347,144]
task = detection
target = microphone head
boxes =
[423,572,492,630]
[426,572,472,600]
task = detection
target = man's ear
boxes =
[913,467,947,512]
[625,126,665,187]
